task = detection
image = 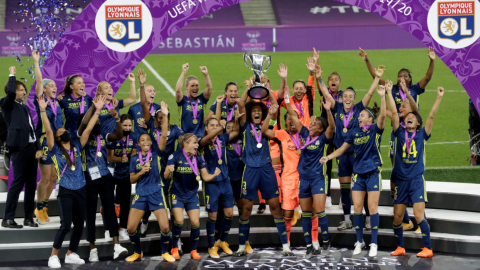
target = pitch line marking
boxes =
[141,59,175,96]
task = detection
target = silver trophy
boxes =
[243,53,272,99]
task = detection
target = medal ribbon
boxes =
[300,135,319,149]
[96,135,102,158]
[46,97,57,118]
[225,99,236,122]
[399,88,407,101]
[139,149,152,166]
[232,142,242,157]
[150,104,155,115]
[328,88,340,102]
[60,148,75,178]
[343,105,354,130]
[400,122,406,128]
[121,135,130,157]
[361,124,373,132]
[293,98,304,118]
[287,130,302,150]
[156,128,162,145]
[405,129,417,155]
[187,96,199,120]
[104,102,113,110]
[213,137,223,162]
[182,149,199,177]
[71,94,85,114]
[249,123,262,145]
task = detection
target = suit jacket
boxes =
[0,76,40,150]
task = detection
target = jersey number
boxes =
[402,140,418,158]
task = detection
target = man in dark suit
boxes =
[0,66,42,228]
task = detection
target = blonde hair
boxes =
[96,81,109,96]
[185,75,198,87]
[179,133,196,148]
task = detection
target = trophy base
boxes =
[247,85,269,100]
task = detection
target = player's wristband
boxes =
[269,119,277,126]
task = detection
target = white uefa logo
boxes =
[427,0,480,49]
[95,0,153,53]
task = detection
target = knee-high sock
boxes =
[172,221,183,248]
[418,219,431,248]
[284,217,293,242]
[340,184,352,216]
[311,214,319,242]
[403,210,411,223]
[238,218,249,245]
[302,211,313,244]
[207,218,216,248]
[128,230,142,254]
[190,224,200,251]
[353,213,364,243]
[161,231,171,254]
[317,212,329,240]
[215,209,224,241]
[393,223,404,247]
[274,218,288,245]
[220,216,233,242]
[363,193,370,216]
[370,213,379,244]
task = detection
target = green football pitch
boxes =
[1,48,478,181]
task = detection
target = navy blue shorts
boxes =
[389,132,395,159]
[39,137,54,165]
[230,180,242,199]
[337,152,354,177]
[241,164,279,200]
[131,189,167,212]
[170,192,200,211]
[299,176,328,198]
[203,180,234,212]
[352,168,382,192]
[393,175,427,205]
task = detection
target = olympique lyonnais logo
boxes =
[95,0,153,53]
[106,5,143,46]
[438,1,474,42]
[428,0,480,49]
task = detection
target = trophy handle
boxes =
[243,53,255,71]
[262,56,272,73]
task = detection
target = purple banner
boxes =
[0,32,34,57]
[273,0,393,26]
[152,28,272,53]
[182,3,244,28]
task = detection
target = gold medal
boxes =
[196,175,201,181]
[193,119,198,124]
[218,160,222,165]
[296,149,301,154]
[97,152,102,157]
[145,162,151,166]
[71,165,76,171]
[343,128,348,133]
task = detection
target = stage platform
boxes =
[0,180,479,264]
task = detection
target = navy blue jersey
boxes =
[83,134,110,177]
[392,126,430,180]
[51,139,85,190]
[106,133,138,179]
[127,102,161,136]
[58,94,93,139]
[199,133,230,182]
[146,119,184,161]
[129,148,164,196]
[167,150,206,199]
[240,121,271,167]
[297,127,331,180]
[226,139,244,181]
[177,94,208,138]
[333,101,365,152]
[209,101,238,121]
[390,82,424,112]
[34,97,63,138]
[319,90,343,119]
[97,100,124,135]
[345,124,384,174]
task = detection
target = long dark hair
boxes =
[405,111,423,130]
[55,132,74,168]
[120,114,133,123]
[203,117,219,138]
[365,102,381,122]
[60,75,81,96]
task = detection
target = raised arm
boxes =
[238,86,248,127]
[157,101,169,152]
[78,101,96,136]
[137,68,152,123]
[200,167,221,182]
[122,73,137,107]
[1,67,17,111]
[214,95,225,122]
[175,63,188,103]
[419,47,435,90]
[261,105,278,140]
[377,85,387,130]
[32,50,44,98]
[277,63,288,99]
[106,109,124,142]
[357,47,386,85]
[200,66,212,100]
[284,90,303,132]
[362,65,384,107]
[37,96,54,150]
[323,98,335,140]
[385,80,400,132]
[80,96,105,147]
[425,86,444,136]
[315,62,330,98]
[228,111,244,140]
[405,86,419,114]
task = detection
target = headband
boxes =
[365,108,375,120]
[185,135,196,143]
[43,79,52,88]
